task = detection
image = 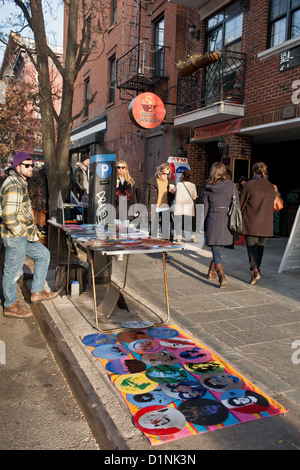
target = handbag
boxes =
[273,185,284,212]
[228,189,243,235]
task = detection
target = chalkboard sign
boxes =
[280,46,300,72]
[232,158,250,183]
[278,206,300,273]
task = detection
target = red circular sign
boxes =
[129,92,166,129]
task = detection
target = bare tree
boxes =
[2,0,111,217]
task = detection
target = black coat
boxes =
[115,179,138,220]
[203,180,239,246]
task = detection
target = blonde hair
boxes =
[116,160,135,186]
[252,161,268,179]
[156,163,171,176]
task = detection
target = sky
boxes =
[0,0,64,65]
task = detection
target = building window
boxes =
[111,0,117,25]
[84,77,90,117]
[153,16,164,76]
[268,0,300,48]
[86,15,91,49]
[205,1,243,52]
[108,55,116,103]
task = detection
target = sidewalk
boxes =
[21,236,300,450]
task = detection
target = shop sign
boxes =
[194,119,241,141]
[129,92,166,129]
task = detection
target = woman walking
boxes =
[203,162,239,288]
[239,161,275,284]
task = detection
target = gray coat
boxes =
[203,180,239,246]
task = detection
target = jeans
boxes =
[3,236,50,307]
[245,236,267,271]
[211,245,223,265]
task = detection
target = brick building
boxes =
[69,0,300,234]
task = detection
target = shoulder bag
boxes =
[228,188,243,234]
[273,185,284,212]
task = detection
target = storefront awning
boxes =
[240,117,300,144]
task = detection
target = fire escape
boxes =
[116,0,168,99]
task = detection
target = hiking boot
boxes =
[31,290,58,303]
[4,301,32,318]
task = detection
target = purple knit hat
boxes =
[13,151,32,169]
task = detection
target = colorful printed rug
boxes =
[81,325,288,446]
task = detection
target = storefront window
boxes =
[269,0,300,47]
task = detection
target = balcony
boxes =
[116,42,169,92]
[174,50,246,128]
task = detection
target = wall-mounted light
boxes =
[217,137,225,156]
[189,22,200,41]
[177,144,187,158]
[136,129,143,138]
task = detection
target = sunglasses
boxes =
[21,163,34,168]
[160,172,169,176]
[117,166,125,169]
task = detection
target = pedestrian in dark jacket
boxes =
[145,163,175,242]
[239,161,276,285]
[203,162,239,288]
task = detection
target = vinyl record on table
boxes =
[92,343,128,360]
[126,389,174,407]
[114,373,158,395]
[199,373,243,392]
[161,380,207,400]
[141,350,178,366]
[105,358,146,375]
[133,405,186,436]
[184,360,224,375]
[220,389,269,414]
[122,321,153,329]
[174,347,212,363]
[160,337,196,350]
[81,333,117,348]
[147,327,179,339]
[178,398,229,426]
[116,330,151,344]
[145,365,188,384]
[128,339,163,355]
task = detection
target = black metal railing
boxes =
[176,50,246,116]
[116,41,169,91]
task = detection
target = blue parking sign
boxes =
[96,162,112,179]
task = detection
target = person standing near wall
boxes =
[73,156,90,201]
[0,152,58,318]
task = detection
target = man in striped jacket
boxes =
[0,152,58,318]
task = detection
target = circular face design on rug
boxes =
[160,337,196,350]
[178,398,229,426]
[114,373,158,395]
[116,330,151,344]
[122,321,153,329]
[92,344,128,360]
[199,373,244,392]
[162,381,207,400]
[82,333,117,348]
[141,350,178,366]
[220,389,269,414]
[126,389,173,408]
[147,327,179,339]
[145,365,188,384]
[128,339,163,355]
[184,361,224,375]
[105,358,146,375]
[174,347,212,364]
[133,405,186,436]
